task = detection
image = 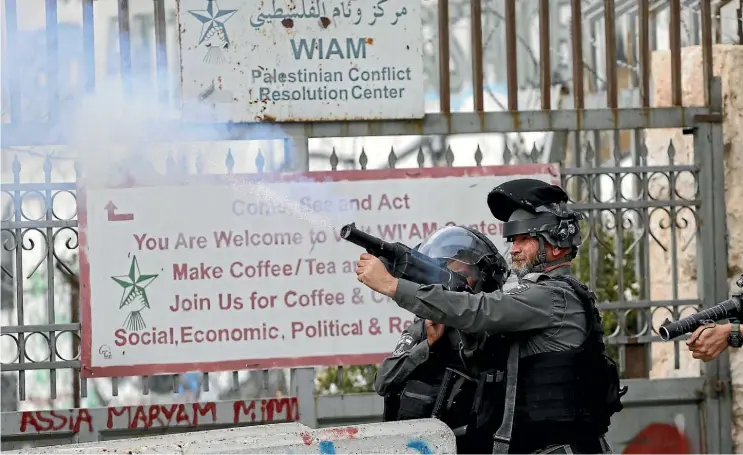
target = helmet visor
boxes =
[502,213,559,240]
[417,226,495,265]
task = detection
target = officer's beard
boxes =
[510,254,534,280]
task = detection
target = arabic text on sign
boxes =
[249,0,409,29]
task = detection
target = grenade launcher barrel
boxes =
[339,222,470,292]
[659,295,743,341]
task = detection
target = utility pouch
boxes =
[397,380,440,420]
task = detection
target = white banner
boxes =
[79,165,560,377]
[177,0,425,122]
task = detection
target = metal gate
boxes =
[0,0,733,452]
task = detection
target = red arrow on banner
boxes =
[104,201,134,222]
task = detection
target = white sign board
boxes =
[79,164,560,377]
[177,0,425,122]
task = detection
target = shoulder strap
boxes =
[521,272,551,283]
[491,341,520,454]
[550,275,607,352]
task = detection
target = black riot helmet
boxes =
[415,225,510,293]
[487,178,584,272]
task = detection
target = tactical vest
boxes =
[390,329,510,453]
[508,275,626,453]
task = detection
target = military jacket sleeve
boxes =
[373,317,430,396]
[392,275,559,335]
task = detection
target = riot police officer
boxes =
[373,225,510,453]
[357,179,626,454]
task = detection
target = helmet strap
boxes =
[530,236,576,273]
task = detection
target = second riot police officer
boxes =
[372,224,510,453]
[356,179,627,454]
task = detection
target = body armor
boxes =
[506,275,625,453]
[391,329,510,454]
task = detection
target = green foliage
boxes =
[315,365,378,395]
[572,218,642,363]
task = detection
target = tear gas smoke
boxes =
[65,73,344,243]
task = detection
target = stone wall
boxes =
[646,44,743,450]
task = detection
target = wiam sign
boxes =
[78,164,560,378]
[177,0,425,122]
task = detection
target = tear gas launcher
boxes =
[659,274,743,341]
[339,222,471,293]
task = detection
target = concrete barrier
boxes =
[6,419,457,454]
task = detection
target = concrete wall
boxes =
[5,419,457,454]
[646,44,743,450]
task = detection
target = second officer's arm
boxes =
[393,279,558,335]
[373,318,430,396]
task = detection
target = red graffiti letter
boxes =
[262,397,299,422]
[233,400,257,423]
[193,402,217,425]
[175,404,190,425]
[19,412,41,433]
[129,406,149,429]
[160,404,177,425]
[147,405,162,427]
[72,409,93,433]
[107,407,128,429]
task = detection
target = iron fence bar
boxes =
[604,0,618,110]
[569,200,699,210]
[700,0,714,106]
[596,299,702,310]
[438,0,450,113]
[117,0,132,96]
[0,108,719,146]
[1,361,79,372]
[669,0,683,106]
[470,0,484,112]
[1,220,77,230]
[0,182,76,191]
[570,0,584,110]
[43,157,57,400]
[2,323,80,333]
[82,0,96,93]
[504,0,518,110]
[45,0,59,124]
[3,0,20,122]
[153,0,168,105]
[65,263,81,408]
[562,164,698,174]
[605,335,668,344]
[11,162,25,400]
[538,0,551,110]
[638,0,651,107]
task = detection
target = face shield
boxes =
[416,226,495,265]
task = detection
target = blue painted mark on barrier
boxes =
[407,439,434,454]
[301,435,433,454]
[319,440,337,454]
